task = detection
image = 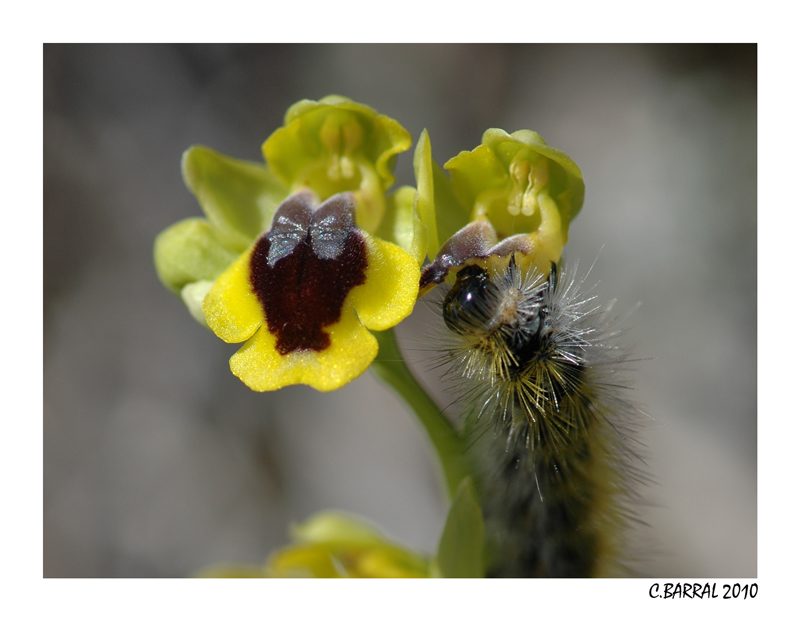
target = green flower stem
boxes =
[371,328,470,501]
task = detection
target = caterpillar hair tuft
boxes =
[432,253,646,577]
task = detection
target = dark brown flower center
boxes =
[250,192,367,355]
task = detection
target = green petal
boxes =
[370,113,413,192]
[182,146,288,252]
[413,129,471,258]
[153,217,240,295]
[434,477,484,578]
[444,142,508,215]
[375,185,428,266]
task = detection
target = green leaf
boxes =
[153,218,240,295]
[182,145,288,252]
[435,477,485,578]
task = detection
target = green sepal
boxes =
[413,129,471,259]
[375,185,429,266]
[181,145,288,253]
[433,477,485,578]
[445,140,508,210]
[153,217,240,295]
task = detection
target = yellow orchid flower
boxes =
[155,96,422,391]
[203,191,418,392]
[417,128,584,293]
[195,511,430,579]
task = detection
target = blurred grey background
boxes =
[44,44,756,578]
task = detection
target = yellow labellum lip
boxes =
[202,191,419,392]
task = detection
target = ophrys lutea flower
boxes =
[154,96,423,391]
[194,511,430,578]
[418,128,584,293]
[203,191,418,392]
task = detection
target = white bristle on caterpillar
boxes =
[433,253,644,578]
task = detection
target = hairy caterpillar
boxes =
[435,254,643,578]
